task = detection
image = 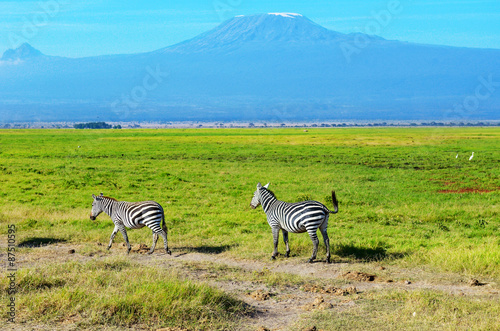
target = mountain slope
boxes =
[161,13,348,53]
[1,43,43,61]
[0,13,499,122]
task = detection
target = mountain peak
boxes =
[166,13,345,53]
[1,43,43,61]
[267,12,303,18]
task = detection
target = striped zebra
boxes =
[250,183,338,263]
[90,193,171,255]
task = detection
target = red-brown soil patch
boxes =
[438,188,497,194]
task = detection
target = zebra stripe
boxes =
[250,183,338,263]
[90,193,171,255]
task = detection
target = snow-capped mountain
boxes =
[0,13,499,122]
[163,13,347,53]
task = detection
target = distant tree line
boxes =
[269,122,500,128]
[74,122,121,129]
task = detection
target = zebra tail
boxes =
[330,191,338,214]
[161,211,168,234]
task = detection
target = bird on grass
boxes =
[469,152,474,161]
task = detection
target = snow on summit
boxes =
[268,13,303,18]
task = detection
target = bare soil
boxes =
[3,242,499,331]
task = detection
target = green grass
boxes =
[0,127,499,328]
[2,127,498,275]
[0,256,247,329]
[294,289,500,330]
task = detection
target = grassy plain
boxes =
[0,127,499,329]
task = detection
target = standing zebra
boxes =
[90,193,171,255]
[250,183,338,263]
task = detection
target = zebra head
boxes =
[90,193,104,220]
[250,182,270,209]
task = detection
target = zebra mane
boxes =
[101,196,117,201]
[262,188,277,199]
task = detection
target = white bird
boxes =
[469,152,474,161]
[455,153,458,158]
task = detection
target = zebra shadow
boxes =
[333,244,405,262]
[176,244,236,255]
[18,237,67,248]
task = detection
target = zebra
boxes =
[90,193,171,255]
[250,183,338,263]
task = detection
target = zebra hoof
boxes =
[147,251,154,255]
[271,256,276,261]
[285,252,290,258]
[307,258,314,263]
[166,250,171,255]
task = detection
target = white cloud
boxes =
[399,12,500,21]
[0,59,23,66]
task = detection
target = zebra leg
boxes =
[307,230,319,263]
[320,220,331,263]
[148,233,159,254]
[158,230,171,255]
[160,219,171,255]
[118,226,132,254]
[282,229,290,257]
[271,226,280,260]
[107,225,119,250]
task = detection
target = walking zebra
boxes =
[90,193,171,255]
[250,183,338,263]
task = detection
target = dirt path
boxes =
[4,243,499,331]
[158,249,498,330]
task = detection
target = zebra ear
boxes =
[257,182,262,189]
[92,194,97,199]
[100,193,103,196]
[264,183,270,189]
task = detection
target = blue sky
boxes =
[1,0,499,57]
